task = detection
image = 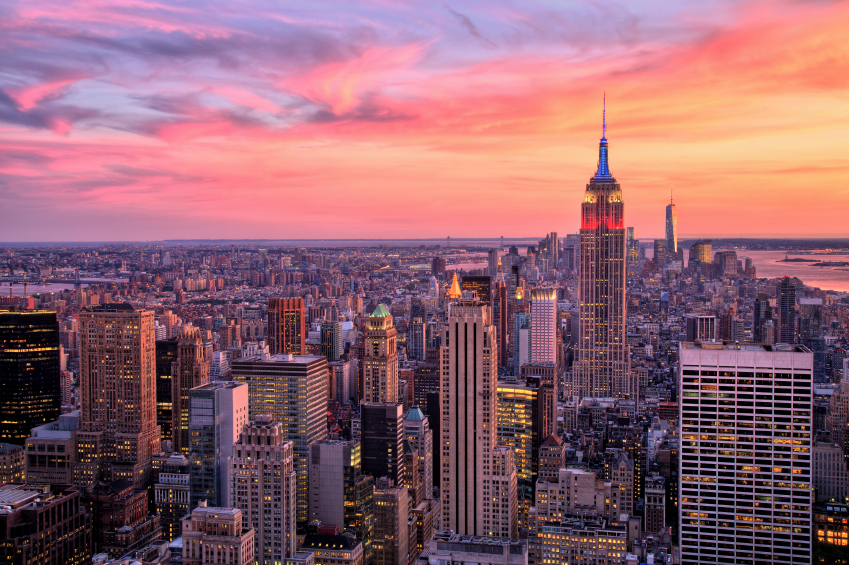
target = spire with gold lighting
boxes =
[446,271,462,300]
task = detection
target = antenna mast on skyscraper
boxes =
[602,92,606,139]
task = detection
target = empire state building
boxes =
[573,103,630,399]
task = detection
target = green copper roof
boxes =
[370,304,391,318]
[405,406,426,421]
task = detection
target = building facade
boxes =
[75,304,160,489]
[441,299,514,537]
[232,354,329,524]
[573,119,629,400]
[172,327,210,454]
[188,381,249,509]
[678,342,813,565]
[268,298,306,355]
[230,416,298,563]
[363,305,399,404]
[181,505,255,565]
[0,309,61,445]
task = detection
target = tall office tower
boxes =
[268,297,306,355]
[409,298,427,322]
[653,239,668,267]
[529,288,557,366]
[431,256,446,276]
[181,506,255,565]
[155,337,179,443]
[679,342,813,565]
[753,293,775,344]
[826,378,849,462]
[75,304,160,489]
[363,305,398,404]
[778,276,797,344]
[154,453,190,541]
[666,193,678,255]
[573,113,629,400]
[626,227,639,265]
[372,478,409,565]
[713,250,738,277]
[321,320,343,362]
[0,309,60,445]
[488,249,500,277]
[188,381,249,510]
[812,439,849,503]
[461,276,493,307]
[331,359,355,405]
[408,318,426,361]
[492,263,508,369]
[230,416,298,563]
[685,315,717,342]
[496,380,540,529]
[308,441,374,564]
[440,299,503,536]
[799,298,826,381]
[549,231,559,264]
[513,310,531,376]
[490,447,519,538]
[688,239,712,265]
[0,484,92,565]
[361,403,406,487]
[172,327,210,454]
[404,407,434,499]
[232,354,329,523]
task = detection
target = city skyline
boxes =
[2,0,849,241]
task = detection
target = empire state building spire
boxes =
[593,95,614,181]
[574,97,630,399]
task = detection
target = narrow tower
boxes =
[666,187,678,255]
[573,98,630,399]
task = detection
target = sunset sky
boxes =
[1,0,848,242]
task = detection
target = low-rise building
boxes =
[0,443,25,486]
[181,505,255,565]
[0,484,91,564]
[300,533,364,565]
[419,531,527,565]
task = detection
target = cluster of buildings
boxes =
[1,124,849,565]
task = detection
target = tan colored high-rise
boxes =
[75,304,161,489]
[268,297,306,355]
[363,304,398,404]
[373,479,409,565]
[172,326,210,454]
[440,300,516,537]
[573,112,630,399]
[229,416,297,563]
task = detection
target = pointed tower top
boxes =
[591,94,614,182]
[447,272,462,300]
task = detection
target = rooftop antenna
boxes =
[602,92,606,139]
[671,185,673,205]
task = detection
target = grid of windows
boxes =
[679,347,813,565]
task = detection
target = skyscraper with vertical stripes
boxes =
[574,102,630,399]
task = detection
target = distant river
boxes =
[741,250,849,293]
[6,283,89,296]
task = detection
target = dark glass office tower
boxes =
[460,275,492,306]
[155,337,179,443]
[0,309,60,444]
[360,402,405,487]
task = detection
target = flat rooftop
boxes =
[681,342,811,353]
[236,354,325,364]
